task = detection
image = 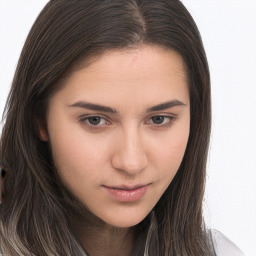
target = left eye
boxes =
[146,116,174,126]
[151,116,165,124]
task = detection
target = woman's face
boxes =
[40,45,190,228]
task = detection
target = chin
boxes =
[98,208,151,228]
[104,217,145,228]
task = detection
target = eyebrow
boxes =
[69,101,118,113]
[69,99,186,113]
[146,99,186,112]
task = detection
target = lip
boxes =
[103,184,149,202]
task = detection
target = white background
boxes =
[0,1,255,255]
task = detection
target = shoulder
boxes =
[211,229,245,256]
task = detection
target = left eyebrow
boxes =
[146,100,186,112]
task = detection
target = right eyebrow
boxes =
[69,101,119,114]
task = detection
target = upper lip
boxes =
[103,184,150,190]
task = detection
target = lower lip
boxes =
[103,185,148,202]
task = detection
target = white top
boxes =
[212,229,245,256]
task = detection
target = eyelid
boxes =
[79,113,110,120]
[146,112,177,120]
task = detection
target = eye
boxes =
[145,115,175,127]
[151,116,166,124]
[87,116,104,125]
[80,116,110,128]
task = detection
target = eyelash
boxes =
[79,114,176,130]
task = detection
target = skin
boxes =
[39,45,190,256]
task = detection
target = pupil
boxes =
[152,116,164,124]
[88,117,101,125]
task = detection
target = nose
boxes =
[111,128,148,175]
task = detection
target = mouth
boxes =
[102,184,150,202]
[106,184,147,190]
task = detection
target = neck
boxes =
[71,209,135,256]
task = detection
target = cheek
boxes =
[48,124,106,186]
[165,133,189,163]
[152,125,190,181]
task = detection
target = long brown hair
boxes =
[0,0,213,255]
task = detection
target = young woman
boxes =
[0,1,245,255]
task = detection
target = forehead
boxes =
[75,45,187,80]
[51,45,189,108]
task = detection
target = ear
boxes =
[35,118,49,141]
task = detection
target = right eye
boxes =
[79,116,110,129]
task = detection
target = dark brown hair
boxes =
[0,0,213,255]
